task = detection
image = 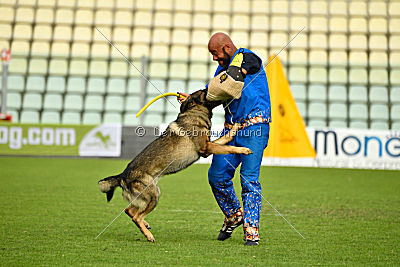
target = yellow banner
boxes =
[264,56,316,158]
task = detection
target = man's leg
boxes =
[208,146,242,240]
[236,124,270,245]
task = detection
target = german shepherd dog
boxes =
[98,90,252,242]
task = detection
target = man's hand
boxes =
[177,92,189,103]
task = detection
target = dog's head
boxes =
[180,89,223,113]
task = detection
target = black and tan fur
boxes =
[98,90,251,242]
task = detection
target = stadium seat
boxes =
[349,69,368,85]
[308,85,326,101]
[84,95,103,112]
[51,42,70,57]
[64,95,83,111]
[170,45,189,60]
[349,86,368,102]
[134,11,153,27]
[95,10,112,26]
[87,78,106,95]
[41,111,60,124]
[309,51,327,66]
[329,119,347,129]
[35,8,54,24]
[89,60,108,76]
[148,62,168,79]
[212,14,231,31]
[370,52,388,67]
[309,67,327,84]
[329,67,347,85]
[75,9,93,26]
[23,93,42,110]
[43,94,62,111]
[8,75,25,92]
[71,43,90,58]
[127,78,141,95]
[193,13,211,30]
[370,104,388,120]
[152,30,171,46]
[82,112,101,125]
[143,113,163,126]
[154,12,172,28]
[350,18,367,33]
[107,78,126,95]
[6,93,21,110]
[370,69,388,85]
[250,32,268,48]
[125,95,141,112]
[8,58,28,74]
[391,88,400,103]
[55,9,74,24]
[369,87,388,104]
[16,8,34,23]
[190,46,209,62]
[105,96,124,112]
[53,26,72,42]
[91,43,109,59]
[191,30,209,46]
[171,29,190,45]
[350,1,367,16]
[0,24,12,39]
[391,70,400,85]
[69,60,88,76]
[123,113,137,126]
[290,84,306,101]
[350,121,367,129]
[10,41,30,56]
[7,110,19,123]
[20,110,39,123]
[49,58,69,77]
[31,41,50,56]
[308,119,326,127]
[289,67,307,83]
[0,7,14,22]
[308,103,327,119]
[391,122,400,130]
[67,77,86,94]
[370,122,388,130]
[329,34,347,50]
[109,61,128,77]
[329,103,347,119]
[33,25,52,41]
[369,2,387,16]
[47,76,65,93]
[62,111,81,124]
[28,59,47,75]
[169,63,188,79]
[349,103,368,120]
[296,102,306,118]
[103,112,122,123]
[189,63,208,80]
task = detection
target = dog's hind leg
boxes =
[132,213,155,242]
[125,206,151,229]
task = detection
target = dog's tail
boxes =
[98,174,122,202]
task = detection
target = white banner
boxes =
[79,124,122,157]
[195,125,400,170]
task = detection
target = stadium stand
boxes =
[0,0,399,130]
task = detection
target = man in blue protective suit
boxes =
[178,32,271,246]
[206,32,271,246]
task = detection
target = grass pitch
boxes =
[0,156,399,265]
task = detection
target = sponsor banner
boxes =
[0,123,121,157]
[262,127,399,170]
[307,127,399,170]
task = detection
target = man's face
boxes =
[209,46,231,68]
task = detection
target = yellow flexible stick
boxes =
[136,92,184,118]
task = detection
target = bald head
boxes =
[208,32,237,68]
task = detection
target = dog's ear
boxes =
[180,96,193,113]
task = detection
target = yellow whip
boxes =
[136,92,186,118]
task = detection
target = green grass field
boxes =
[0,156,399,265]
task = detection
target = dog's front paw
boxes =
[239,147,253,155]
[147,235,155,243]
